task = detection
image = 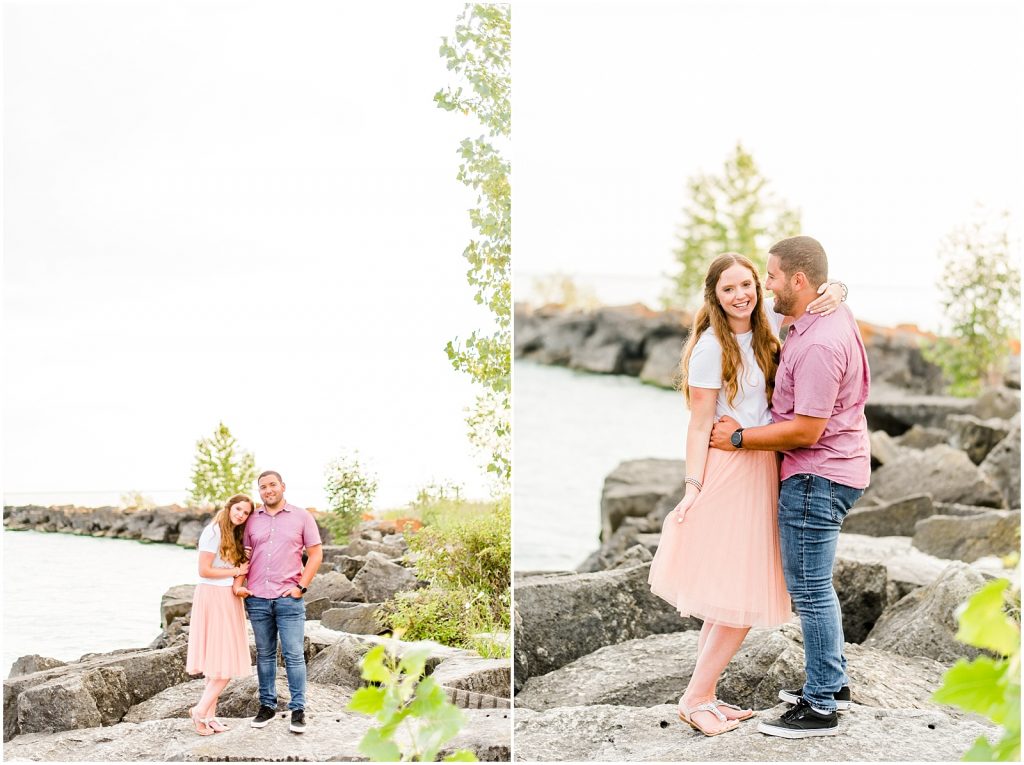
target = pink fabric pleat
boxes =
[648,448,792,628]
[185,584,252,679]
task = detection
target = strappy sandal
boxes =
[713,699,755,721]
[189,707,214,736]
[678,699,740,737]
[204,717,229,733]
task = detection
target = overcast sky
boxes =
[514,0,1023,329]
[3,1,496,509]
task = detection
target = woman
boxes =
[185,494,254,735]
[648,253,844,736]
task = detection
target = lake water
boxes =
[2,530,198,674]
[513,361,689,571]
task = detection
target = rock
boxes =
[639,335,684,389]
[430,656,512,699]
[841,494,936,537]
[332,554,368,580]
[864,390,974,435]
[320,603,384,635]
[515,563,700,683]
[351,552,421,603]
[303,596,331,621]
[306,634,476,689]
[869,430,904,467]
[513,703,996,762]
[946,414,1011,464]
[3,709,510,762]
[7,655,66,679]
[305,571,362,604]
[175,520,206,548]
[894,425,950,450]
[516,625,949,714]
[4,642,190,740]
[862,445,1006,508]
[570,339,626,374]
[610,543,654,569]
[836,534,958,591]
[912,511,1021,562]
[971,387,1021,420]
[865,562,987,663]
[528,311,596,365]
[344,538,406,559]
[123,676,353,722]
[600,459,684,540]
[980,425,1021,509]
[576,516,662,573]
[160,585,195,631]
[832,558,888,643]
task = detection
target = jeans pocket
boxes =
[830,482,864,523]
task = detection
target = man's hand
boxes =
[233,586,252,599]
[288,587,304,599]
[710,415,741,451]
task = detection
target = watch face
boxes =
[731,431,742,447]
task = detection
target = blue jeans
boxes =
[244,595,307,711]
[778,474,863,713]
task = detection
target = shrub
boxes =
[188,422,257,505]
[323,451,378,544]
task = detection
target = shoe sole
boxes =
[289,724,306,733]
[758,721,839,738]
[777,690,851,711]
[250,719,273,728]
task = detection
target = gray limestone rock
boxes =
[159,584,195,631]
[912,510,1021,562]
[600,459,684,540]
[7,655,66,679]
[862,445,1006,508]
[430,656,512,699]
[352,552,421,603]
[320,603,384,635]
[305,570,363,604]
[946,414,1012,464]
[980,425,1022,509]
[841,494,936,537]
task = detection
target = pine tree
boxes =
[187,422,257,505]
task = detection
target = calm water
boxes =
[513,361,689,571]
[2,530,198,674]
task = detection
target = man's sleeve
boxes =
[303,511,322,547]
[243,521,252,550]
[792,343,844,418]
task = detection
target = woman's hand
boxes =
[673,493,697,524]
[807,281,846,316]
[233,586,252,599]
[236,561,250,577]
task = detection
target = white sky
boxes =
[3,1,497,509]
[514,0,1024,329]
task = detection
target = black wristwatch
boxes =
[730,428,745,449]
[298,586,308,595]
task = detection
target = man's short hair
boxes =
[258,470,283,483]
[769,236,829,288]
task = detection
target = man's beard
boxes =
[772,288,795,316]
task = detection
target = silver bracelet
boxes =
[684,477,702,493]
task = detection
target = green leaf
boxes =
[956,579,1019,656]
[932,657,1008,721]
[360,645,391,684]
[348,686,386,716]
[358,728,402,763]
[398,647,430,679]
[963,735,998,761]
[443,751,478,762]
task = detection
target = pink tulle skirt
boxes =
[648,448,792,628]
[185,584,251,679]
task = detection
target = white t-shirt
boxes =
[197,523,237,587]
[687,319,781,428]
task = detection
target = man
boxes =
[710,235,871,738]
[234,470,323,734]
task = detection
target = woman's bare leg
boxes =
[681,623,751,731]
[196,677,230,720]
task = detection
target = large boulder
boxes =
[305,571,362,604]
[515,563,700,683]
[516,624,949,714]
[351,552,421,603]
[980,425,1021,509]
[344,538,407,560]
[3,710,511,762]
[7,655,66,679]
[320,603,384,635]
[946,414,1012,464]
[576,516,663,573]
[841,494,936,538]
[527,311,596,366]
[430,656,512,700]
[864,390,973,435]
[864,562,987,663]
[175,520,206,548]
[513,703,997,762]
[159,585,195,630]
[600,459,684,540]
[639,335,684,389]
[832,558,888,643]
[869,430,905,467]
[306,634,475,689]
[861,445,1006,508]
[970,387,1021,420]
[894,425,950,450]
[912,511,1021,562]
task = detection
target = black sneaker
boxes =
[758,699,838,738]
[778,685,852,711]
[250,705,276,728]
[289,709,306,733]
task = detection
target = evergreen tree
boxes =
[187,422,257,505]
[667,142,801,308]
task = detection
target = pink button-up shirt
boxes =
[771,303,872,488]
[243,502,322,598]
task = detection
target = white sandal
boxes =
[678,698,740,737]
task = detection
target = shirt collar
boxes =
[256,502,291,514]
[788,309,821,337]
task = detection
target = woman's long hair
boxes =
[678,253,781,408]
[215,494,253,566]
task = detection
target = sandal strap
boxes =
[713,700,745,711]
[682,701,727,722]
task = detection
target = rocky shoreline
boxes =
[513,303,1020,761]
[4,520,512,761]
